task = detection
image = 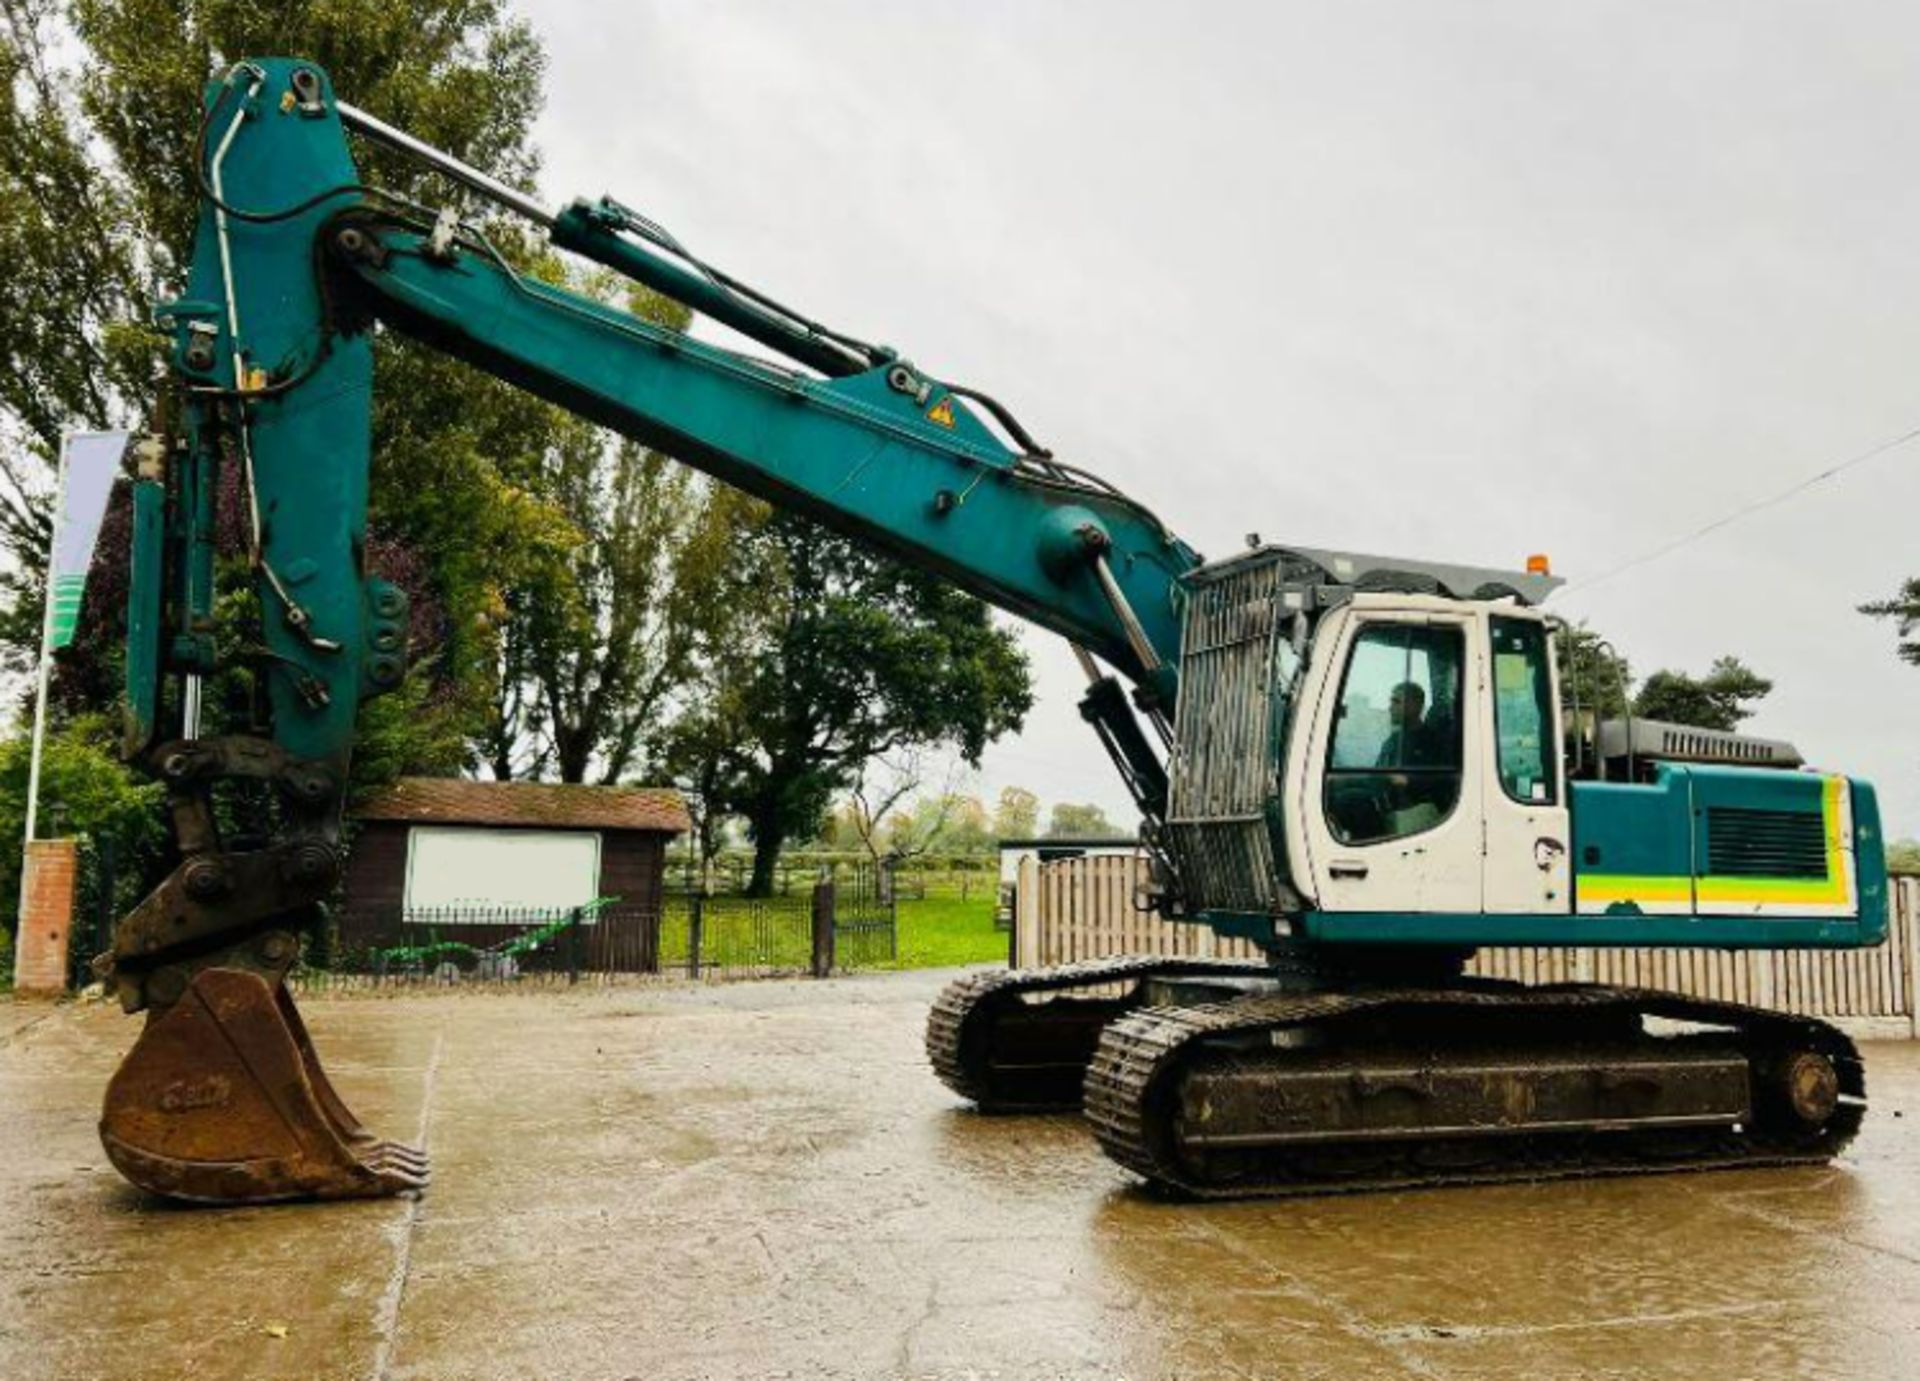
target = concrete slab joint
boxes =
[3,975,1919,1380]
[14,838,78,997]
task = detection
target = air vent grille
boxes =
[1706,807,1827,879]
[1167,557,1291,911]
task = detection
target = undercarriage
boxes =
[927,957,1863,1197]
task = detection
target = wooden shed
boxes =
[338,778,690,970]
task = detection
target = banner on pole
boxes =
[48,431,128,651]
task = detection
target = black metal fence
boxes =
[68,836,121,992]
[327,904,660,980]
[302,872,897,988]
[829,869,898,967]
[666,856,994,902]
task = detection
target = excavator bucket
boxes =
[99,968,428,1204]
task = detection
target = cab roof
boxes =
[1184,542,1564,608]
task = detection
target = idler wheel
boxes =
[1771,1050,1840,1128]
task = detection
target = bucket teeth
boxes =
[99,967,428,1204]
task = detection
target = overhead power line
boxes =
[1563,419,1920,595]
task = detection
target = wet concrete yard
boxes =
[3,972,1917,1380]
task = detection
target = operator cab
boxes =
[1286,592,1567,918]
[1162,544,1562,923]
[1162,544,1884,950]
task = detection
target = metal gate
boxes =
[828,865,898,967]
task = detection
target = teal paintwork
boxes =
[139,59,1891,961]
[137,58,1192,775]
[338,212,1195,702]
[549,199,874,380]
[1570,769,1696,887]
[1572,765,1881,932]
[123,476,165,751]
[136,61,387,780]
[1294,909,1877,948]
[1287,772,1888,950]
[1850,778,1892,943]
[1685,762,1828,862]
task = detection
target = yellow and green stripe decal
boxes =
[1576,874,1693,906]
[1697,775,1851,908]
[1579,776,1853,912]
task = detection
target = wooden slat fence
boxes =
[1011,854,1262,967]
[1013,854,1920,1037]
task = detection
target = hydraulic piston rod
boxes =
[336,100,557,228]
[336,99,876,378]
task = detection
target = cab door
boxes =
[1297,600,1484,915]
[1481,613,1572,913]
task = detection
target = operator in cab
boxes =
[1373,679,1458,836]
[1377,681,1447,770]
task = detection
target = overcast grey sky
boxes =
[521,0,1920,837]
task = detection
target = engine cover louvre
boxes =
[1706,806,1828,880]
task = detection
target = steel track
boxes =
[1082,984,1866,1199]
[925,957,1273,1111]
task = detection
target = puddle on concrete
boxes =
[3,978,1916,1380]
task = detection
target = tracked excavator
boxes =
[95,59,1890,1203]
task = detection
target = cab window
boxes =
[1324,624,1465,845]
[1491,616,1557,805]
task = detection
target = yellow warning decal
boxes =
[926,398,955,428]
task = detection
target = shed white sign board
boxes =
[403,827,601,915]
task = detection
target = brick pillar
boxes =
[13,839,79,997]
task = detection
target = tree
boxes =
[843,753,942,872]
[1046,802,1119,839]
[991,785,1041,840]
[669,510,1031,895]
[1632,656,1772,732]
[1,0,561,787]
[1557,623,1773,735]
[929,794,993,855]
[1555,625,1632,719]
[1889,838,1920,875]
[661,699,742,891]
[477,273,757,785]
[0,0,147,662]
[1862,579,1920,668]
[841,752,985,873]
[0,715,165,931]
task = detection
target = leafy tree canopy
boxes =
[1,0,557,786]
[1557,623,1773,733]
[1045,802,1119,839]
[1631,656,1772,732]
[0,714,165,927]
[991,785,1040,840]
[1861,578,1920,669]
[667,510,1031,895]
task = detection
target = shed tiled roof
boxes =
[353,778,690,834]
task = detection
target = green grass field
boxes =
[883,890,1007,970]
[644,883,1006,973]
[656,896,814,970]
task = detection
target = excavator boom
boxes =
[103,58,1198,1204]
[97,59,1886,1205]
